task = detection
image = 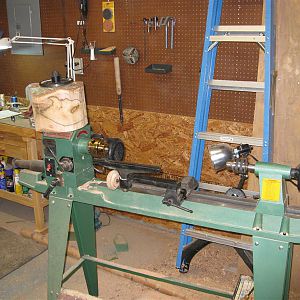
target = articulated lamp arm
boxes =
[0,34,75,80]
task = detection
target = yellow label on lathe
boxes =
[261,178,281,202]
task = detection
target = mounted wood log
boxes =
[30,81,88,132]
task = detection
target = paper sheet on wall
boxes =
[0,110,21,119]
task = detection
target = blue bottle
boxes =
[11,96,18,109]
[0,163,6,190]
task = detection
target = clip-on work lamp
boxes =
[0,34,75,81]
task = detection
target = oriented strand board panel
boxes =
[0,0,262,123]
[88,105,252,187]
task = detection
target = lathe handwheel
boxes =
[106,170,121,190]
[225,188,246,198]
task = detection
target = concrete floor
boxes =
[0,199,239,300]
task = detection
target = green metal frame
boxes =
[20,172,300,300]
[18,127,300,300]
[253,237,293,300]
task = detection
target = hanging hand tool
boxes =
[143,18,148,59]
[114,57,123,125]
[165,21,169,48]
[154,16,158,31]
[159,16,172,49]
[170,18,176,49]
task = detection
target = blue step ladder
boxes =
[176,0,275,270]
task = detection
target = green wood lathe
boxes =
[17,79,300,300]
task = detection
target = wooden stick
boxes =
[113,57,124,125]
[113,57,122,96]
[59,288,100,300]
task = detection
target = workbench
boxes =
[0,116,48,232]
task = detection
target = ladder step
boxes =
[214,25,265,33]
[210,34,265,43]
[197,132,263,146]
[209,80,264,93]
[185,229,253,251]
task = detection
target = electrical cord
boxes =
[249,154,259,162]
[46,146,64,172]
[77,0,89,48]
[72,22,91,72]
[289,180,298,188]
[75,0,88,46]
[70,0,92,73]
[99,208,111,227]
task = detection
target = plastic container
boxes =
[113,234,128,252]
[0,156,7,168]
[0,94,5,108]
[22,185,30,194]
[5,165,14,192]
[14,169,23,195]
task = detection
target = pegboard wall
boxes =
[0,0,263,123]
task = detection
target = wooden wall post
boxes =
[275,1,300,297]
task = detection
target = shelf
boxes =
[145,64,172,74]
[81,46,116,55]
[0,189,48,208]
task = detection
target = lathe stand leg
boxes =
[48,197,73,300]
[72,202,98,297]
[253,237,293,300]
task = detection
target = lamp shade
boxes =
[0,37,12,50]
[209,143,233,171]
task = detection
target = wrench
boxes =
[170,18,176,49]
[159,16,171,48]
[165,22,169,48]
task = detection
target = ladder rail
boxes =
[189,0,223,181]
[177,0,224,269]
[263,0,275,162]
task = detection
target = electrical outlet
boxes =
[77,20,85,26]
[74,58,84,75]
